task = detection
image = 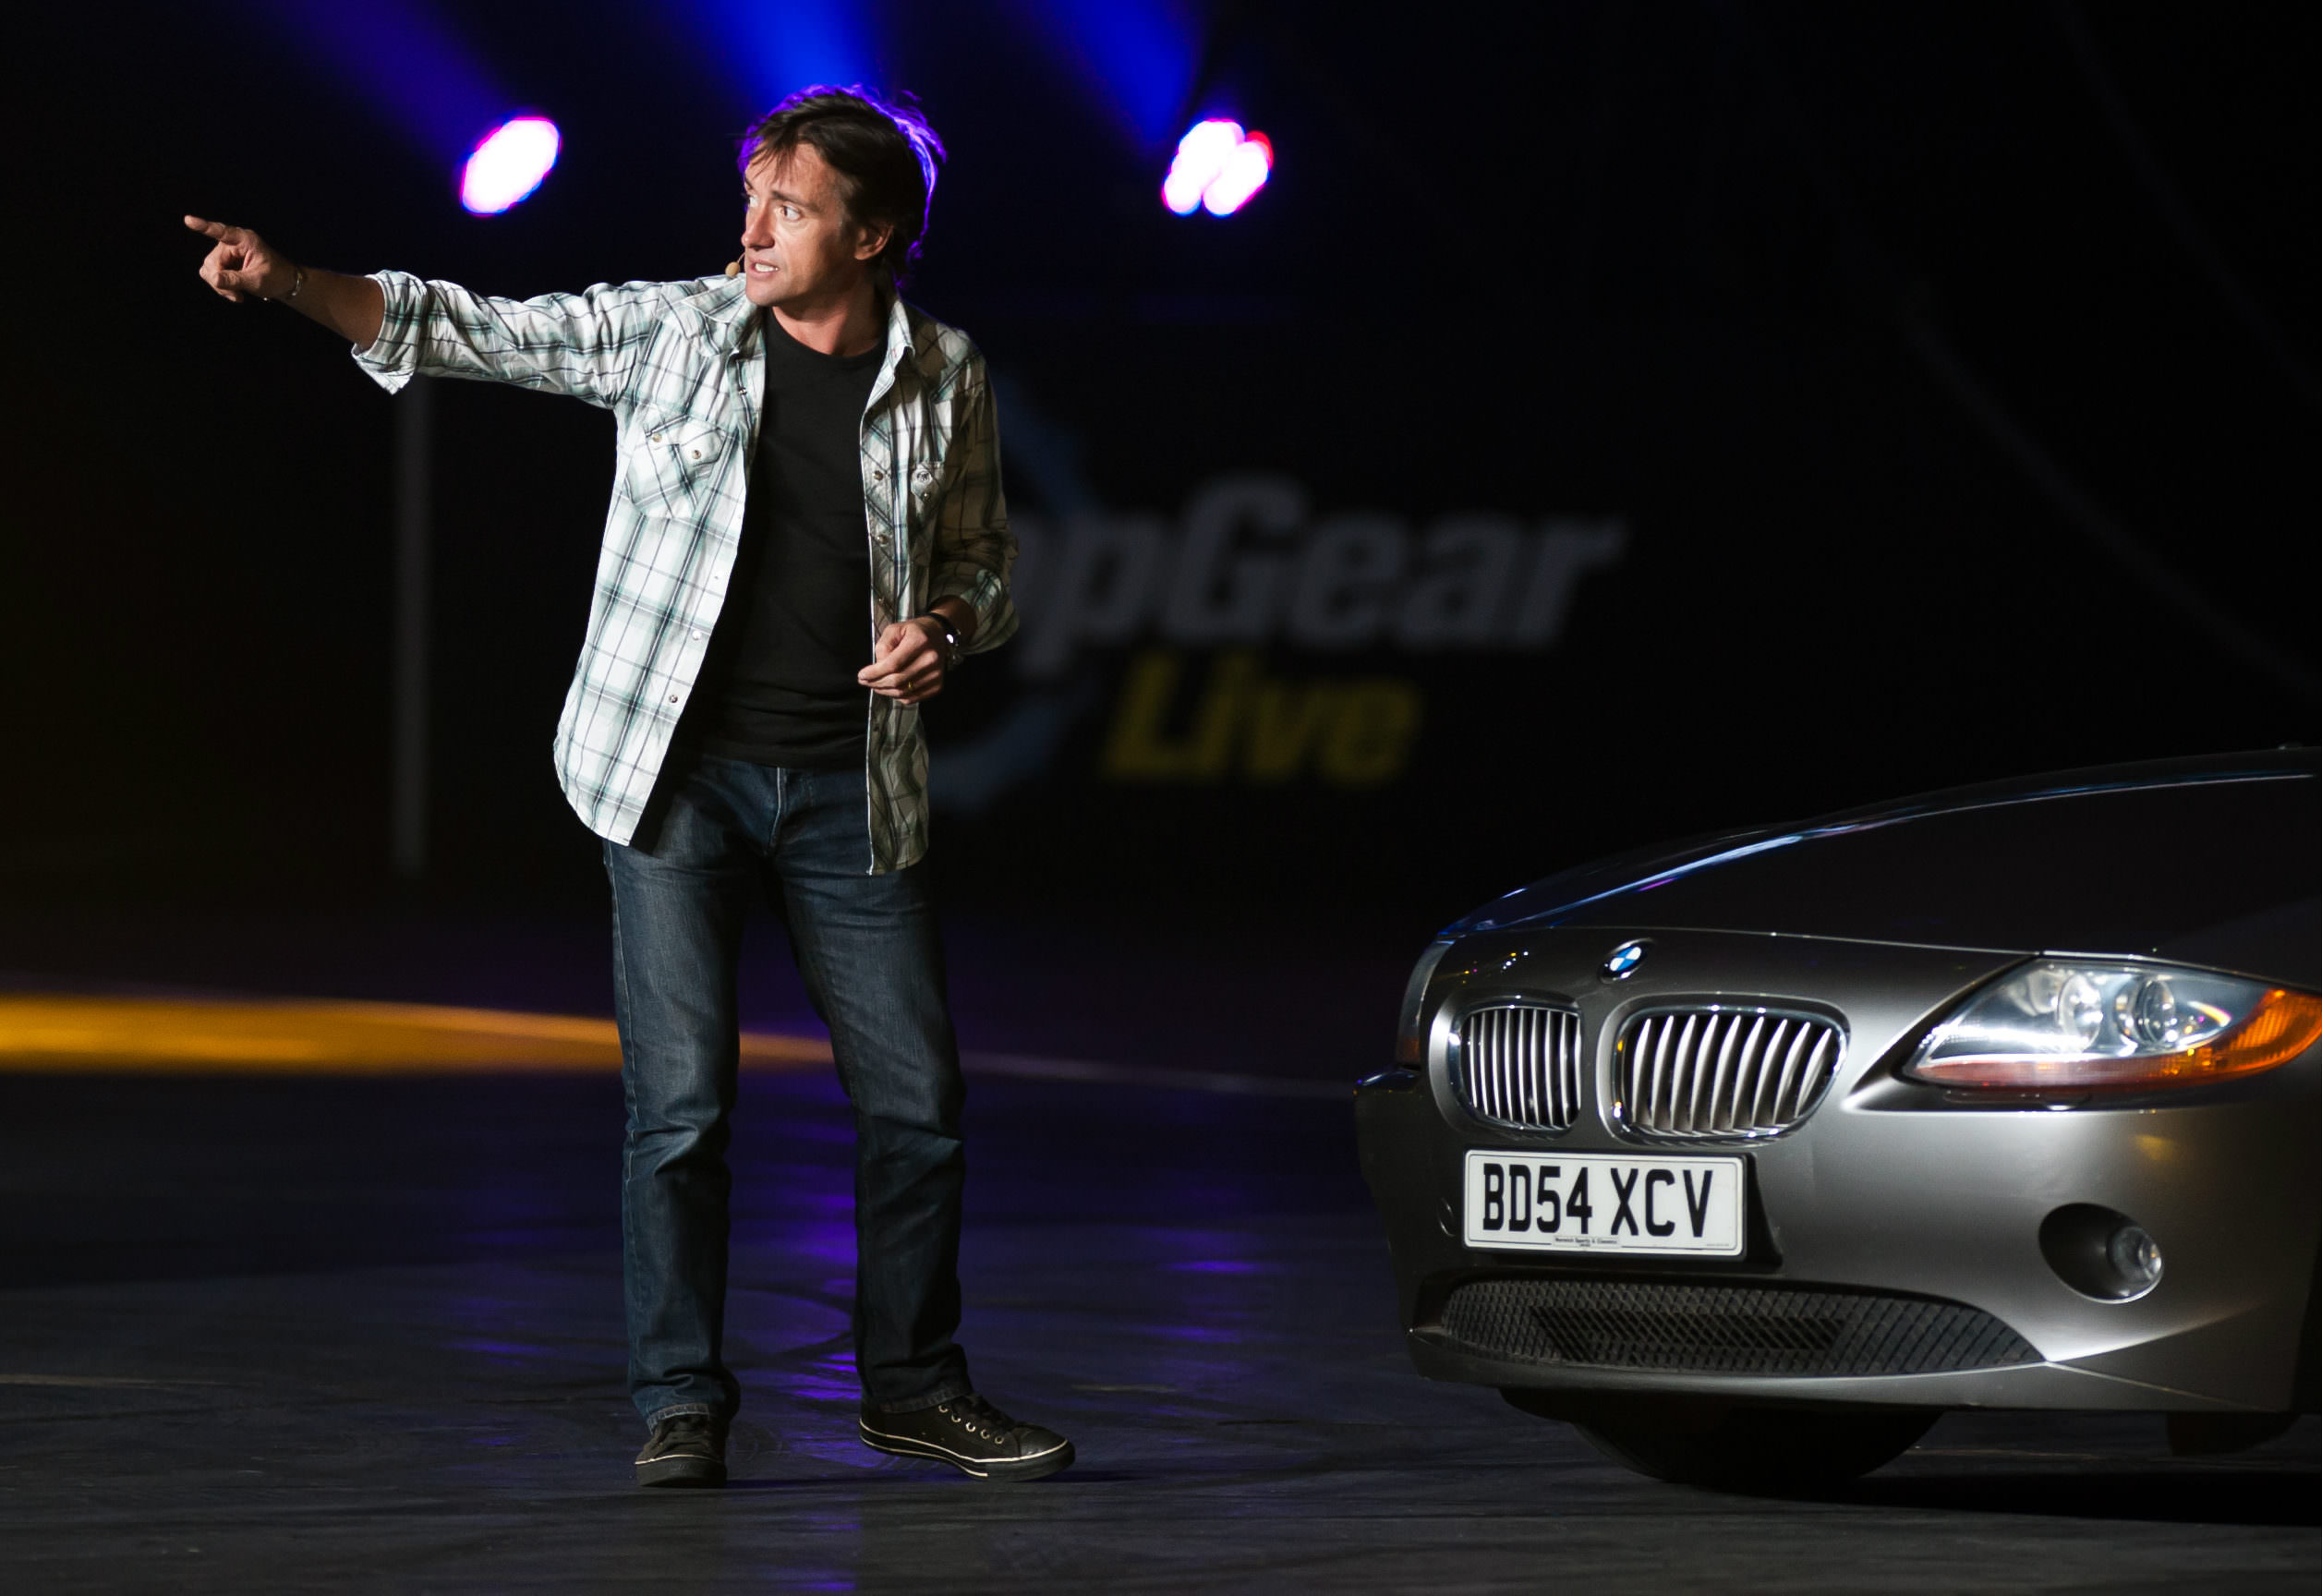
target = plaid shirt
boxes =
[353,270,1016,872]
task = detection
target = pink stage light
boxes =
[1162,118,1273,216]
[1202,130,1273,215]
[461,116,561,215]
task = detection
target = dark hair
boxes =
[740,86,946,288]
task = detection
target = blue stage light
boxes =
[1008,0,1197,151]
[1163,119,1273,216]
[248,0,502,165]
[672,0,875,107]
[460,116,562,214]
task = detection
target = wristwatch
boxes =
[918,612,962,668]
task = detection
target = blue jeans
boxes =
[605,756,972,1427]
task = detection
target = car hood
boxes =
[1452,752,2322,987]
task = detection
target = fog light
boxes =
[2039,1204,2164,1301]
[2106,1222,2163,1295]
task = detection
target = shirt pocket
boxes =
[623,410,731,517]
[905,459,943,525]
[901,395,956,529]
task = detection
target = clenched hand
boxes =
[858,618,953,706]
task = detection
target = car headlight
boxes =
[1903,959,2322,1091]
[1393,939,1456,1065]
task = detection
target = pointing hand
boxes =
[185,215,295,303]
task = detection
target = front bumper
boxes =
[1356,928,2322,1413]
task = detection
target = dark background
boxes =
[5,0,2316,947]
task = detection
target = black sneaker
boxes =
[858,1393,1074,1481]
[635,1412,725,1488]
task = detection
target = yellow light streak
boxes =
[0,995,832,1075]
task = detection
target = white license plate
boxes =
[1463,1150,1746,1256]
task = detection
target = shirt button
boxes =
[667,694,680,705]
[870,467,886,481]
[689,449,701,460]
[650,433,663,442]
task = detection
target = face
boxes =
[738,143,889,311]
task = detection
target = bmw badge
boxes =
[1601,939,1650,979]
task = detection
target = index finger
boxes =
[183,215,243,243]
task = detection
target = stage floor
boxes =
[2,925,2318,1591]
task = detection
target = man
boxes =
[187,87,1071,1487]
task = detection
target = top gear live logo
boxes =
[991,474,1627,792]
[1011,476,1624,677]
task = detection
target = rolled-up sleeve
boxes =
[351,270,662,409]
[926,366,1019,655]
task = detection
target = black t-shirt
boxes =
[691,315,888,770]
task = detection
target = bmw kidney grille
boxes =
[1455,1004,1583,1131]
[1616,1008,1843,1139]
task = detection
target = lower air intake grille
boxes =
[1439,1278,2038,1376]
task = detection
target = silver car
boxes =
[1356,750,2322,1487]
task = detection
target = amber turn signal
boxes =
[2169,988,2322,1084]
